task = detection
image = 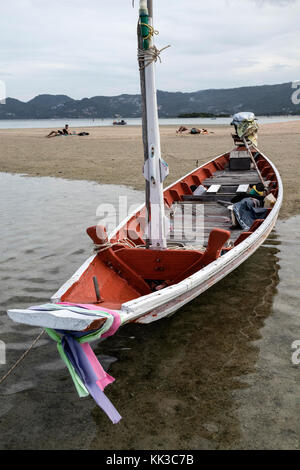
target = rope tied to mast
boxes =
[138,44,171,70]
[139,22,159,40]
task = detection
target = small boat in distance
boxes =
[113,115,127,126]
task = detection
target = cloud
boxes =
[1,0,300,100]
[250,0,297,5]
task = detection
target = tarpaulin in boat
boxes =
[231,112,259,146]
[233,197,269,231]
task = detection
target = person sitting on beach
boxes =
[46,124,72,138]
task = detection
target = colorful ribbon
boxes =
[43,303,122,424]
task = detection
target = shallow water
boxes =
[0,174,299,450]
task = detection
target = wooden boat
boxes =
[8,144,282,330]
[6,2,283,424]
[7,0,282,359]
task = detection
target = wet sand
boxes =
[0,121,299,218]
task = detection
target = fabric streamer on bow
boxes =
[41,303,122,424]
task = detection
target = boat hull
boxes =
[52,146,282,326]
[8,146,282,331]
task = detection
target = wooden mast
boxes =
[138,2,150,248]
[138,0,169,250]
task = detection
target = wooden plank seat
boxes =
[115,229,231,284]
[206,184,221,193]
[237,184,250,193]
[202,169,261,186]
[182,194,236,202]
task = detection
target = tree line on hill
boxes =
[0,82,299,119]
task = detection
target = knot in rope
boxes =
[138,44,171,70]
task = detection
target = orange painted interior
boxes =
[61,151,278,308]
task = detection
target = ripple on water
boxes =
[6,339,49,351]
[0,381,35,396]
[18,277,48,284]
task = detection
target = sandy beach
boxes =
[0,121,299,218]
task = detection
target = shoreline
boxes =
[1,121,299,219]
[0,115,299,131]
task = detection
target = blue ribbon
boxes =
[61,333,121,424]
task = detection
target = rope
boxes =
[140,23,159,40]
[0,329,45,386]
[138,44,171,70]
[94,237,138,253]
[242,137,265,187]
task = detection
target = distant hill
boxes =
[0,82,299,119]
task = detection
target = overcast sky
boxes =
[1,0,300,101]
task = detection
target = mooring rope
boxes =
[0,329,45,386]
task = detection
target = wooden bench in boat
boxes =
[82,226,231,300]
[206,184,221,193]
[237,184,249,193]
[181,177,256,202]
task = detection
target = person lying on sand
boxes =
[176,126,209,135]
[190,127,209,135]
[176,126,190,134]
[47,124,72,138]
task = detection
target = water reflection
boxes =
[90,232,281,449]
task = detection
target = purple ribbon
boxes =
[61,334,121,424]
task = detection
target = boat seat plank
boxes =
[237,184,249,192]
[116,248,204,281]
[166,161,268,250]
[206,184,221,193]
[202,169,261,186]
[204,177,260,185]
[182,194,235,202]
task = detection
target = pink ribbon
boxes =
[80,343,115,391]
